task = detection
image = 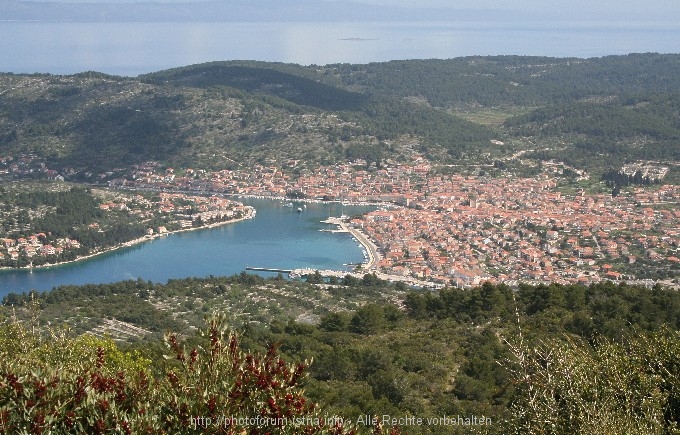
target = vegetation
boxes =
[4,277,680,434]
[2,54,680,433]
[505,94,680,169]
[0,184,151,268]
[1,273,406,340]
[0,309,376,434]
[505,327,680,434]
[3,54,680,176]
[327,54,680,107]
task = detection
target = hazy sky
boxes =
[29,0,680,9]
[364,0,671,7]
[362,0,680,16]
[23,0,680,20]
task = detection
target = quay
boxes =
[248,216,387,281]
[320,216,379,270]
[247,267,351,279]
[246,267,293,273]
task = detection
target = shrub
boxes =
[1,312,404,434]
[502,327,680,434]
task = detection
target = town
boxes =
[1,153,678,285]
[110,158,679,287]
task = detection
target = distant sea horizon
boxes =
[1,20,679,76]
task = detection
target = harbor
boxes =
[0,198,376,295]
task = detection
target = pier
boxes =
[245,267,293,273]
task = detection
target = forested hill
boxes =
[326,54,680,107]
[1,54,679,175]
[0,62,492,171]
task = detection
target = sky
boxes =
[29,0,680,9]
[363,0,680,18]
[364,0,673,8]
[20,0,680,21]
[28,0,679,11]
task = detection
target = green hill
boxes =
[2,54,680,176]
[0,63,491,172]
[503,94,680,168]
[327,54,680,107]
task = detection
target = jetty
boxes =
[245,267,293,274]
[320,217,346,225]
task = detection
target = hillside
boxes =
[504,94,680,168]
[1,54,680,179]
[328,54,680,107]
[0,63,492,173]
[3,54,680,434]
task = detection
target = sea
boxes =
[1,20,679,76]
[0,198,376,297]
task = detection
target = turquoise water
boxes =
[0,198,374,297]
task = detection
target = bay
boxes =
[0,198,374,297]
[1,20,679,76]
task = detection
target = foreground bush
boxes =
[1,312,400,434]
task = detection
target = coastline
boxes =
[226,193,393,208]
[319,216,379,270]
[232,195,390,270]
[316,217,443,289]
[342,223,379,270]
[2,206,256,272]
[2,195,440,291]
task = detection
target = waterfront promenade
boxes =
[320,217,379,270]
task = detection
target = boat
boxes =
[296,207,303,213]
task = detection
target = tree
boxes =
[350,304,387,335]
[307,270,324,284]
[403,292,427,319]
[319,312,350,332]
[361,273,382,287]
